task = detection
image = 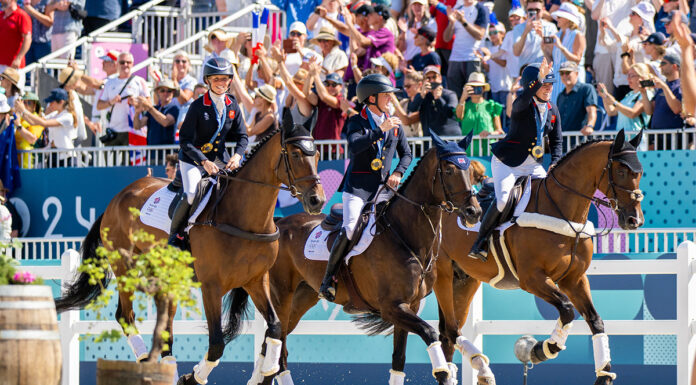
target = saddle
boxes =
[167,169,216,220]
[478,175,531,227]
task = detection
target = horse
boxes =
[392,129,646,385]
[246,134,483,385]
[54,113,326,384]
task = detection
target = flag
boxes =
[489,11,499,25]
[251,8,270,65]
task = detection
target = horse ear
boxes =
[458,131,473,151]
[281,107,294,137]
[430,131,446,151]
[628,129,643,148]
[613,129,626,152]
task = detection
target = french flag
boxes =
[251,8,270,64]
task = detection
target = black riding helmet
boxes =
[356,73,399,104]
[203,56,234,81]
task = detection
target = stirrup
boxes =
[318,277,337,302]
[468,241,488,261]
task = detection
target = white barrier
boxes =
[18,237,696,385]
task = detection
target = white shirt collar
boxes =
[367,107,386,127]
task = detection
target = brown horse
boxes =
[248,136,483,385]
[389,129,646,385]
[55,115,326,383]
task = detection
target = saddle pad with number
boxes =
[303,215,377,264]
[139,182,215,234]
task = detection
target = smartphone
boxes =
[527,9,538,18]
[314,8,321,14]
[473,86,484,95]
[543,36,554,44]
[282,38,297,54]
[640,79,655,88]
[430,82,442,89]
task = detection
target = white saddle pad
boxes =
[139,181,215,234]
[304,215,377,264]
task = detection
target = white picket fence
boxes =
[16,235,696,385]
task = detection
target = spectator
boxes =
[200,29,235,81]
[23,0,52,66]
[176,83,207,133]
[407,26,440,72]
[165,153,177,179]
[247,84,278,142]
[306,69,346,143]
[654,0,682,36]
[233,32,252,81]
[83,0,119,35]
[392,70,423,137]
[0,0,31,71]
[639,32,667,78]
[339,4,371,94]
[430,0,456,75]
[99,50,118,78]
[556,62,597,135]
[14,88,77,167]
[511,0,557,79]
[271,45,315,127]
[397,0,433,61]
[482,23,511,131]
[0,68,22,107]
[46,0,85,59]
[597,63,653,144]
[365,52,398,84]
[345,4,395,75]
[442,0,488,98]
[56,66,88,142]
[14,92,44,168]
[171,50,197,108]
[310,27,348,78]
[392,65,460,136]
[285,21,315,76]
[0,179,19,238]
[133,79,179,146]
[455,72,503,146]
[96,52,149,146]
[0,190,11,242]
[643,52,682,131]
[659,11,687,57]
[548,2,585,103]
[307,0,341,38]
[669,11,695,118]
[500,6,525,85]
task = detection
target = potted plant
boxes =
[80,208,200,385]
[0,244,61,385]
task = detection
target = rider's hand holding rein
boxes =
[226,153,242,171]
[387,172,402,189]
[202,160,220,175]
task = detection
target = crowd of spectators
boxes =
[0,0,694,174]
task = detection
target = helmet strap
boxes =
[367,95,386,115]
[533,95,548,104]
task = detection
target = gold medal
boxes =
[201,143,214,153]
[370,158,383,171]
[531,145,544,159]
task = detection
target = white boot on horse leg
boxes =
[426,341,451,381]
[260,337,282,376]
[246,354,265,385]
[442,363,458,385]
[193,353,220,384]
[388,369,405,385]
[455,336,495,385]
[531,319,572,364]
[592,333,617,383]
[161,356,179,385]
[276,370,295,385]
[127,334,149,362]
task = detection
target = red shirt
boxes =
[431,0,457,50]
[314,94,346,142]
[0,8,31,67]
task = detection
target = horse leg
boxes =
[451,273,487,385]
[160,301,179,384]
[519,274,576,366]
[389,327,408,385]
[117,290,148,362]
[178,283,225,385]
[383,303,450,384]
[433,260,461,385]
[559,274,616,385]
[245,273,283,380]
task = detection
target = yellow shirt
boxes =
[15,116,45,169]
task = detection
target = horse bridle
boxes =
[278,135,322,198]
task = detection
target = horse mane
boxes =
[552,139,609,170]
[228,128,281,176]
[395,148,435,195]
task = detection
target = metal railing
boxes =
[17,129,696,169]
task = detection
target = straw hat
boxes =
[0,68,20,89]
[254,84,277,104]
[310,27,340,47]
[208,28,233,42]
[58,66,84,88]
[465,72,490,91]
[155,79,180,97]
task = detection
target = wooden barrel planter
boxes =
[97,359,176,385]
[0,285,61,385]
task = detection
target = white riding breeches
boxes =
[491,155,547,211]
[342,187,393,240]
[180,160,203,204]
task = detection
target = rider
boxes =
[469,58,562,260]
[318,74,413,301]
[168,57,248,248]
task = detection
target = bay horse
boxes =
[391,129,646,385]
[248,134,483,385]
[54,113,326,383]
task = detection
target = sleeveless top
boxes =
[551,28,585,103]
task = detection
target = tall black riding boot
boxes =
[318,229,351,302]
[468,205,502,262]
[168,197,191,249]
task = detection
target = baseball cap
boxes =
[423,65,441,75]
[660,10,689,24]
[373,4,390,19]
[99,50,120,62]
[642,32,666,45]
[355,4,374,16]
[508,7,525,18]
[417,26,436,43]
[44,88,69,105]
[289,21,307,35]
[559,61,579,72]
[324,73,344,85]
[662,52,681,66]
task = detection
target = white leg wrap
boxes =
[246,354,265,385]
[161,356,179,385]
[548,319,572,351]
[127,334,149,362]
[193,353,220,385]
[455,336,494,379]
[260,337,282,376]
[426,341,450,378]
[442,363,459,385]
[388,369,406,385]
[592,333,617,380]
[276,370,295,385]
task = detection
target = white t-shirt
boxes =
[511,20,558,69]
[322,46,348,75]
[285,48,322,76]
[501,31,520,78]
[310,12,339,38]
[46,109,76,152]
[593,0,638,55]
[99,75,149,133]
[449,2,489,62]
[484,43,512,93]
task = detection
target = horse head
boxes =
[280,108,326,214]
[606,129,645,230]
[430,132,481,226]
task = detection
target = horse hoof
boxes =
[593,376,614,385]
[177,373,197,385]
[477,376,496,385]
[434,370,450,384]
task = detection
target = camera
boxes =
[639,79,655,88]
[528,9,538,18]
[473,86,484,95]
[429,82,442,89]
[543,36,554,44]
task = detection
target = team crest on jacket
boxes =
[203,112,210,120]
[551,115,556,124]
[229,110,235,119]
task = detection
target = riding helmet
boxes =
[356,73,400,103]
[203,57,234,80]
[520,63,557,89]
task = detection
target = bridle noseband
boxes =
[279,135,322,198]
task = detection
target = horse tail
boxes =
[222,288,250,344]
[54,213,109,313]
[352,312,394,336]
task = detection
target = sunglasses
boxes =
[174,59,188,64]
[559,71,573,76]
[158,89,174,94]
[290,31,304,37]
[324,82,340,87]
[119,61,133,65]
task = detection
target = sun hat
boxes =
[551,3,580,26]
[465,72,490,91]
[310,27,341,46]
[254,84,277,103]
[58,66,84,89]
[0,68,20,89]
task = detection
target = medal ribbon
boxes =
[532,101,549,149]
[207,93,227,149]
[365,108,385,161]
